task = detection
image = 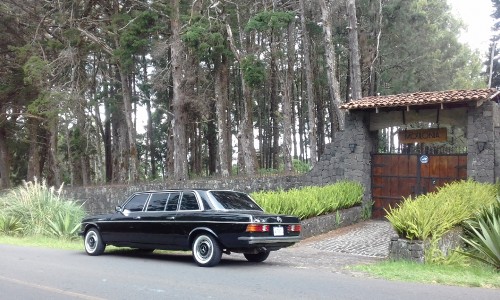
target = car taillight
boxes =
[246,224,270,232]
[287,224,301,232]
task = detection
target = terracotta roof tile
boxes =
[340,89,499,110]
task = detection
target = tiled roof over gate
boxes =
[340,88,500,111]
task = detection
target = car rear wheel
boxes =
[244,251,270,263]
[84,228,106,256]
[192,233,222,267]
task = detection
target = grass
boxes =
[0,235,183,255]
[352,260,500,289]
[0,235,81,250]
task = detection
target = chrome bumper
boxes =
[238,236,301,244]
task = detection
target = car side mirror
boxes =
[115,206,123,213]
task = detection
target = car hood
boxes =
[82,213,114,223]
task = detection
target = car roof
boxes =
[135,189,237,193]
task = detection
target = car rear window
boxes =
[209,191,262,211]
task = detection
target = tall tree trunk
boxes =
[116,65,139,182]
[26,118,41,181]
[225,11,257,175]
[171,0,188,181]
[110,68,129,183]
[46,118,61,187]
[347,0,362,100]
[270,33,280,170]
[143,56,156,179]
[214,56,231,177]
[207,101,217,175]
[145,92,155,178]
[282,19,295,173]
[0,111,11,188]
[103,82,113,183]
[319,0,345,131]
[299,0,318,166]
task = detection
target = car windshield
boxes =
[209,191,263,211]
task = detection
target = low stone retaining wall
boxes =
[66,176,304,215]
[300,206,362,239]
[388,227,464,263]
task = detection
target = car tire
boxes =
[244,251,270,263]
[84,228,106,256]
[192,233,222,267]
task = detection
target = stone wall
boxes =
[388,227,464,263]
[468,101,498,183]
[494,102,500,183]
[300,206,362,238]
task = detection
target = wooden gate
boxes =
[371,154,467,218]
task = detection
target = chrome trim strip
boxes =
[82,220,300,225]
[237,236,301,244]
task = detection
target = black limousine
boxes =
[80,189,301,267]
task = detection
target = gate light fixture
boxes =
[476,141,487,153]
[349,143,357,153]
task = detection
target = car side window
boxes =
[166,192,180,211]
[147,193,169,212]
[124,194,149,212]
[179,192,200,211]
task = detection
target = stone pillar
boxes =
[494,102,500,183]
[468,101,496,183]
[342,112,374,204]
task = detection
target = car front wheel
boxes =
[84,228,106,256]
[192,233,222,267]
[244,251,270,263]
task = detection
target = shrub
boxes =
[0,215,23,236]
[386,180,497,241]
[251,181,363,219]
[460,198,500,271]
[0,178,85,239]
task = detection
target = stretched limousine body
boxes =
[80,189,301,267]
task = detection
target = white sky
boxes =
[449,0,494,55]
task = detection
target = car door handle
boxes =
[166,216,175,220]
[133,216,141,220]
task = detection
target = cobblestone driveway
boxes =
[307,220,396,258]
[265,220,396,272]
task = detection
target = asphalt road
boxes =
[0,244,497,300]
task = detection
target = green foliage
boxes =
[241,55,266,88]
[182,17,231,63]
[46,211,81,239]
[251,181,363,219]
[22,55,49,86]
[362,200,374,220]
[424,242,469,267]
[386,180,497,241]
[460,198,500,271]
[246,11,295,32]
[292,159,311,174]
[0,178,85,239]
[113,11,160,70]
[379,0,485,94]
[0,215,23,236]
